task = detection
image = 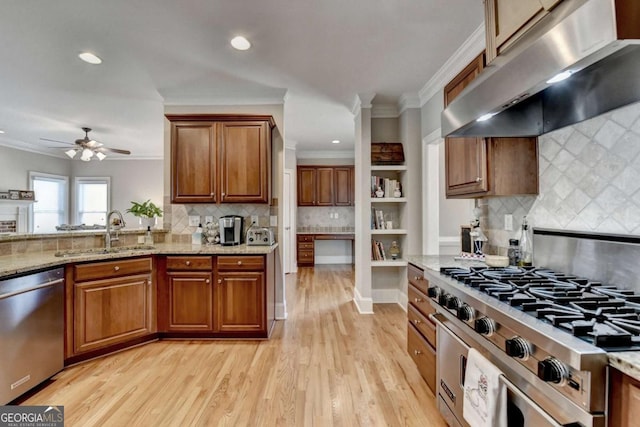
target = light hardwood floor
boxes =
[24,265,446,426]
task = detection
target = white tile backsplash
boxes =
[484,101,640,252]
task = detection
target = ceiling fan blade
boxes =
[96,147,131,155]
[40,137,74,145]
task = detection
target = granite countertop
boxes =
[0,242,278,278]
[297,230,355,235]
[406,254,640,383]
[0,228,168,241]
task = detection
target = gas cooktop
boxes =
[440,266,640,351]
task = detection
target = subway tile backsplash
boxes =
[483,101,640,253]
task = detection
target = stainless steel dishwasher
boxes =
[0,267,64,404]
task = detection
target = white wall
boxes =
[0,145,71,190]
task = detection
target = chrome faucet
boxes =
[105,210,126,249]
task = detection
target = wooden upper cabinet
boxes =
[316,167,334,206]
[444,52,538,198]
[297,165,354,206]
[484,0,563,63]
[167,115,274,204]
[171,122,217,203]
[334,167,353,206]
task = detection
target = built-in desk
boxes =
[296,232,355,266]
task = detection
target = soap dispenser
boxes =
[192,223,203,245]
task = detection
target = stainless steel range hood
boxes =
[442,0,640,138]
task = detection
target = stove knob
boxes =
[427,286,441,299]
[457,304,475,322]
[446,296,461,310]
[438,293,450,306]
[537,358,569,386]
[474,317,496,336]
[505,337,532,360]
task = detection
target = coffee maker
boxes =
[218,215,244,246]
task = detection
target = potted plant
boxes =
[126,199,163,229]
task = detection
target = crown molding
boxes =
[398,93,421,114]
[351,93,376,115]
[296,150,355,159]
[163,96,286,106]
[285,140,298,150]
[371,103,399,118]
[418,24,485,106]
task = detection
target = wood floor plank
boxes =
[22,264,445,426]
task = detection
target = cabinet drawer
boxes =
[166,256,212,271]
[408,285,435,319]
[217,255,264,271]
[298,251,314,260]
[408,323,436,393]
[408,303,436,348]
[74,257,152,282]
[297,242,314,250]
[297,234,314,242]
[408,263,428,294]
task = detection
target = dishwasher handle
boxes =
[0,278,64,300]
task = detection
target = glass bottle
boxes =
[144,226,154,245]
[507,239,519,266]
[389,241,401,260]
[518,217,533,266]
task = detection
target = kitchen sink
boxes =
[54,245,156,257]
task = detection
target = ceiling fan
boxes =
[41,127,131,161]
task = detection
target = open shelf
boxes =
[371,259,408,267]
[0,199,36,206]
[371,229,407,235]
[371,165,407,171]
[371,197,406,203]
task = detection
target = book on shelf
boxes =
[371,208,386,230]
[371,240,386,261]
[371,175,402,198]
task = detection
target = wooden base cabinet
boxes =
[167,272,213,331]
[69,257,155,357]
[609,368,640,427]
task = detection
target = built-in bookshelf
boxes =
[370,165,407,267]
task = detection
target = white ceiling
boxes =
[0,0,482,158]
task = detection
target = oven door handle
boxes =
[499,376,563,427]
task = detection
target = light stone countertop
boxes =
[296,228,355,235]
[406,254,640,383]
[0,242,278,278]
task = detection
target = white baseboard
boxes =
[275,302,288,320]
[315,256,353,264]
[372,289,408,312]
[353,287,374,314]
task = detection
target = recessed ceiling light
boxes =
[0,130,5,134]
[78,52,102,65]
[332,140,340,144]
[230,36,251,51]
[546,70,574,84]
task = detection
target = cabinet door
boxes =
[316,167,334,206]
[297,167,316,206]
[219,121,270,203]
[216,272,265,333]
[167,272,213,331]
[334,167,353,206]
[171,122,217,203]
[74,274,153,354]
[445,137,488,196]
[609,368,640,427]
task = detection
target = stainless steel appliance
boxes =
[0,268,64,404]
[246,227,275,246]
[219,215,243,246]
[441,0,640,138]
[426,229,640,427]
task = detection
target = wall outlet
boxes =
[188,215,200,227]
[204,215,213,224]
[504,214,513,231]
[334,212,339,219]
[137,235,145,244]
[251,215,259,225]
[270,215,277,227]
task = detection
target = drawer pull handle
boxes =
[237,260,243,265]
[205,279,210,284]
[211,192,215,197]
[147,280,152,286]
[414,298,423,303]
[186,261,191,266]
[414,350,422,356]
[476,177,483,182]
[414,276,420,281]
[218,279,222,284]
[114,266,120,271]
[413,319,421,325]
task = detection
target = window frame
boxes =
[28,171,69,233]
[74,176,111,226]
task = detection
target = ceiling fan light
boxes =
[95,152,107,161]
[65,148,78,159]
[80,148,94,161]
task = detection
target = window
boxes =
[29,172,69,233]
[75,177,110,225]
